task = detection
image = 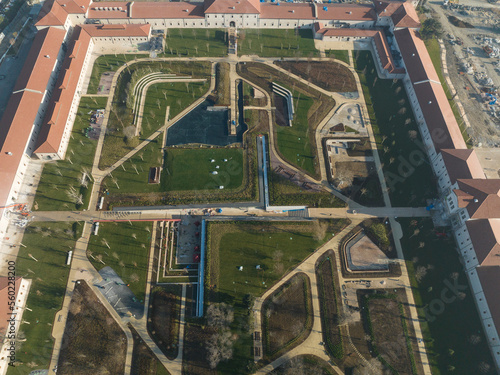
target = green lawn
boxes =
[162,28,228,57]
[34,96,108,211]
[87,54,148,94]
[324,50,350,65]
[7,222,82,375]
[400,218,496,375]
[103,146,244,195]
[162,148,244,191]
[275,84,316,176]
[424,38,471,147]
[87,221,152,303]
[354,51,437,207]
[207,220,349,374]
[100,80,209,170]
[238,29,318,57]
[102,140,163,194]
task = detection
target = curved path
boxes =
[41,53,433,375]
[253,221,359,375]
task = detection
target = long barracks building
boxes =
[1,0,500,370]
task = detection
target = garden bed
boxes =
[276,61,356,92]
[238,62,335,179]
[262,273,312,359]
[148,285,182,360]
[130,324,171,375]
[316,251,343,360]
[57,281,127,375]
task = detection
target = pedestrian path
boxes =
[253,222,358,374]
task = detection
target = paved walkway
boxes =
[134,77,206,136]
[46,61,217,375]
[253,222,359,374]
[48,221,134,375]
[25,52,434,375]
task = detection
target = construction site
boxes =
[430,0,500,150]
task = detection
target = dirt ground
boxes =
[57,280,127,375]
[148,286,181,359]
[276,61,357,93]
[428,2,500,147]
[262,273,312,357]
[97,71,115,95]
[273,93,289,127]
[130,324,166,375]
[182,321,217,375]
[353,288,425,375]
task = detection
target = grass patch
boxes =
[87,221,152,303]
[276,88,316,175]
[7,222,82,375]
[205,220,349,374]
[238,29,318,57]
[162,28,228,57]
[400,217,496,375]
[242,81,267,107]
[99,61,210,169]
[162,148,244,191]
[87,54,148,95]
[215,62,231,106]
[102,139,163,196]
[424,38,471,147]
[324,49,350,64]
[354,50,437,207]
[238,62,335,179]
[34,97,107,211]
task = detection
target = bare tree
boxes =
[206,329,234,369]
[206,303,234,329]
[66,186,83,205]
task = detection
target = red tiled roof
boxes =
[58,0,91,14]
[0,27,65,215]
[374,0,402,16]
[394,29,465,152]
[36,0,68,26]
[441,149,485,184]
[35,26,92,155]
[413,81,466,151]
[394,28,439,84]
[391,2,420,28]
[317,27,402,74]
[131,2,205,19]
[316,4,376,21]
[204,0,260,14]
[13,27,66,93]
[374,1,420,28]
[88,2,205,19]
[455,179,500,219]
[81,23,151,37]
[467,219,500,267]
[260,3,314,20]
[477,266,500,338]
